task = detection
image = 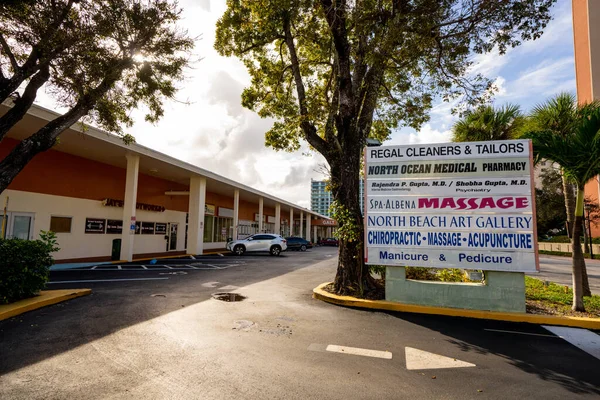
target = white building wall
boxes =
[1,189,187,260]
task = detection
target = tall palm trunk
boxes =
[571,186,586,311]
[562,173,591,296]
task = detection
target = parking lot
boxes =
[2,246,599,399]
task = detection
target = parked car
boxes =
[285,237,313,251]
[226,234,287,256]
[320,237,339,246]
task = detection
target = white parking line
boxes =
[48,278,169,284]
[484,329,558,338]
[326,345,392,359]
[141,265,148,270]
[543,326,600,361]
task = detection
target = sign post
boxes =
[364,140,537,312]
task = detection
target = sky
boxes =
[37,0,577,209]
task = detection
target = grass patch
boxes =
[525,276,600,317]
[538,250,600,259]
[540,235,600,244]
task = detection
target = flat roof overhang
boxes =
[2,102,330,219]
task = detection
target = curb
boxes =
[313,283,600,330]
[112,251,228,264]
[0,289,92,321]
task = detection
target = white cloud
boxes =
[388,124,452,146]
[501,57,575,100]
[469,51,509,77]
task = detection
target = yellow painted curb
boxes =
[0,289,92,321]
[313,283,600,330]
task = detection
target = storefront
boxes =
[0,104,332,262]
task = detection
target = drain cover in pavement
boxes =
[212,292,246,302]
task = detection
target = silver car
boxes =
[226,234,287,256]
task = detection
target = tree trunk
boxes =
[571,187,586,312]
[562,174,575,234]
[331,145,374,296]
[583,217,590,254]
[561,174,591,296]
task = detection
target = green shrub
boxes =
[405,267,438,281]
[438,268,467,282]
[0,231,59,304]
[368,265,386,280]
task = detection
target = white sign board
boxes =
[364,140,538,272]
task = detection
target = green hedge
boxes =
[0,231,58,304]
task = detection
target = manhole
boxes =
[212,292,246,302]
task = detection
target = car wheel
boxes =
[300,244,307,251]
[270,245,281,256]
[233,245,245,256]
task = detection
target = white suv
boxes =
[226,234,287,256]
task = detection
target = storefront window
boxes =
[213,217,233,242]
[203,215,214,242]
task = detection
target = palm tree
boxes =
[529,93,597,296]
[524,108,600,311]
[452,104,526,142]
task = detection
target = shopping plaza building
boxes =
[0,103,337,263]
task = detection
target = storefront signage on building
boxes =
[312,218,337,226]
[106,219,123,234]
[364,139,538,273]
[155,223,167,235]
[141,222,155,235]
[205,204,215,216]
[218,207,233,218]
[85,218,106,234]
[102,198,166,212]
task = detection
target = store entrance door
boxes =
[4,212,35,240]
[167,223,178,251]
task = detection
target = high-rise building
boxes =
[311,179,364,217]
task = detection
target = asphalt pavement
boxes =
[531,255,600,294]
[1,247,599,399]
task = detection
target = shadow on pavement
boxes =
[0,248,331,375]
[392,312,600,396]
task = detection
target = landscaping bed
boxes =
[323,273,600,319]
[525,276,600,318]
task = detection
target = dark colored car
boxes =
[320,237,339,246]
[285,237,313,251]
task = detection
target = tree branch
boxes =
[0,65,50,143]
[283,13,331,159]
[319,0,354,120]
[0,33,19,72]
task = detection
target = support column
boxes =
[120,153,139,262]
[258,197,264,233]
[289,208,294,236]
[300,212,304,238]
[313,225,317,244]
[275,203,281,235]
[305,215,311,241]
[187,176,206,255]
[233,189,239,240]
